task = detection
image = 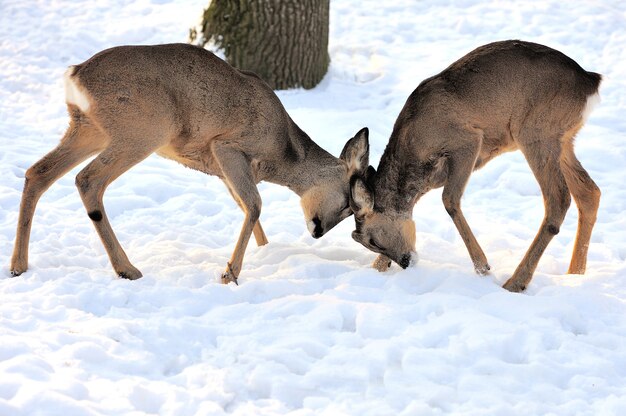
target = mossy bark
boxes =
[191,0,330,90]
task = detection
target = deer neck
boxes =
[265,123,341,196]
[374,135,430,215]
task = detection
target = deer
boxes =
[10,43,370,285]
[349,40,602,292]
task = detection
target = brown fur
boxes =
[350,40,601,292]
[10,43,370,284]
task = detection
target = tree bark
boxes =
[190,0,330,90]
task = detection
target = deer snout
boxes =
[399,254,411,269]
[398,252,418,269]
[309,216,324,239]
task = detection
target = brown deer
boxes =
[10,43,370,285]
[349,40,601,292]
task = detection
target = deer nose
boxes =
[312,216,323,239]
[399,254,411,269]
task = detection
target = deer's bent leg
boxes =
[441,138,490,276]
[75,139,159,280]
[212,141,261,284]
[503,137,571,292]
[560,135,600,275]
[11,118,106,276]
[224,182,268,247]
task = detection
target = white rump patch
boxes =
[581,91,600,123]
[64,66,91,112]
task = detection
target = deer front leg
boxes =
[212,141,261,285]
[224,182,268,247]
[373,254,392,272]
[441,143,490,276]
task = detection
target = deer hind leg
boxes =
[441,138,490,276]
[75,138,160,280]
[560,131,600,275]
[10,116,107,276]
[224,183,268,247]
[212,141,261,285]
[503,137,571,292]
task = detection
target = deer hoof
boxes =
[118,266,143,280]
[10,268,25,277]
[502,278,526,293]
[221,272,238,285]
[10,258,27,277]
[221,263,239,285]
[474,263,491,276]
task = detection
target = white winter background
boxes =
[1,0,626,415]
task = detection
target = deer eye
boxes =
[369,238,385,251]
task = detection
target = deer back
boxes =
[66,43,304,176]
[375,40,601,209]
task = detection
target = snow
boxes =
[1,0,626,414]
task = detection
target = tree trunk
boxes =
[190,0,330,90]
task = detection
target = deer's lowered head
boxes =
[349,143,449,270]
[349,169,418,270]
[299,127,371,239]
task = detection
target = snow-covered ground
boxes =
[2,0,626,414]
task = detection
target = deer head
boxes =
[300,127,370,238]
[349,171,417,269]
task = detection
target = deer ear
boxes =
[349,176,374,218]
[364,165,376,189]
[340,127,369,176]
